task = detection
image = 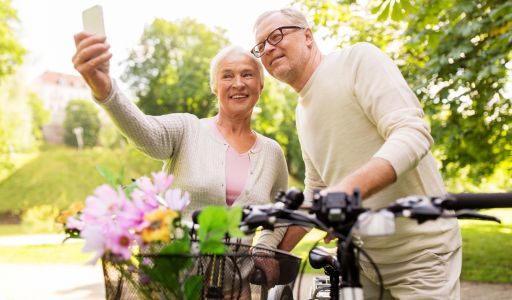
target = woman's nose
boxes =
[233,75,244,88]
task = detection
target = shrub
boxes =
[63,99,100,148]
[21,204,60,233]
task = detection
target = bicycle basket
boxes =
[102,241,301,300]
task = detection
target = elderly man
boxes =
[252,8,462,300]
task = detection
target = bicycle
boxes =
[239,188,512,300]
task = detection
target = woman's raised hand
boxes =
[72,32,112,102]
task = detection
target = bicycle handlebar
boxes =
[237,190,512,300]
[239,189,512,236]
[441,193,512,210]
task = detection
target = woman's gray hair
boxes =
[253,8,310,32]
[209,45,265,95]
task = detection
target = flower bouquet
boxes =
[61,168,249,300]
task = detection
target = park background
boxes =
[0,0,510,298]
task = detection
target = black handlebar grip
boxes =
[443,193,512,210]
[285,187,304,210]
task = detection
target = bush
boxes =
[63,99,100,148]
[21,204,60,233]
[98,122,127,149]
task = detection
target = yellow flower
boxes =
[57,201,85,224]
[141,208,178,243]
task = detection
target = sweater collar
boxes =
[201,116,262,154]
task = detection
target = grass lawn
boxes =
[0,241,90,264]
[459,210,512,283]
[0,145,161,214]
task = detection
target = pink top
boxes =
[208,117,255,206]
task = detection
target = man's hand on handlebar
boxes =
[252,248,280,288]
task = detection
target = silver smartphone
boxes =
[82,5,105,35]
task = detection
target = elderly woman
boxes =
[72,33,289,287]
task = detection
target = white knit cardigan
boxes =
[97,80,289,248]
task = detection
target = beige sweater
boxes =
[98,80,288,248]
[297,42,461,262]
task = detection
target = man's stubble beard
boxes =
[271,64,299,86]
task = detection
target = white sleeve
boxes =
[352,43,434,177]
[98,79,189,160]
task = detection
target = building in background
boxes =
[31,70,108,144]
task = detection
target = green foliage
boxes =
[296,0,511,184]
[0,109,13,171]
[253,78,305,181]
[0,75,40,172]
[0,145,161,214]
[63,99,100,148]
[0,0,26,79]
[27,92,50,142]
[21,204,59,233]
[95,164,125,187]
[98,121,127,149]
[403,0,511,179]
[121,18,229,117]
[197,206,244,254]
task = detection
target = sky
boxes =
[11,0,337,83]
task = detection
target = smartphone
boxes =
[82,5,105,35]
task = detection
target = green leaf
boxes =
[199,239,226,254]
[226,206,244,238]
[401,0,413,14]
[197,206,244,254]
[391,4,404,22]
[371,0,387,14]
[377,1,391,21]
[160,235,191,254]
[95,165,118,186]
[184,275,203,300]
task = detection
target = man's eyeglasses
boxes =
[251,26,305,58]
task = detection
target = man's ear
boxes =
[305,28,314,47]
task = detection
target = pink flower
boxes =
[118,197,155,231]
[163,189,190,212]
[82,184,126,223]
[81,224,106,264]
[152,171,174,194]
[135,176,157,195]
[105,225,138,260]
[131,188,160,209]
[66,215,85,230]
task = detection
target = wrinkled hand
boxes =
[72,32,112,101]
[323,231,337,243]
[252,250,280,288]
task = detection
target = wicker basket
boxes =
[102,241,301,300]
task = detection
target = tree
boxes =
[295,0,511,182]
[27,92,50,142]
[0,0,26,171]
[253,79,305,181]
[63,100,101,148]
[0,0,25,80]
[121,18,229,117]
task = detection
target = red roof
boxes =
[37,71,87,88]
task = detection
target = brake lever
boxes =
[452,209,501,223]
[402,204,442,224]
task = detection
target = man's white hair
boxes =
[209,45,265,94]
[253,8,310,32]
